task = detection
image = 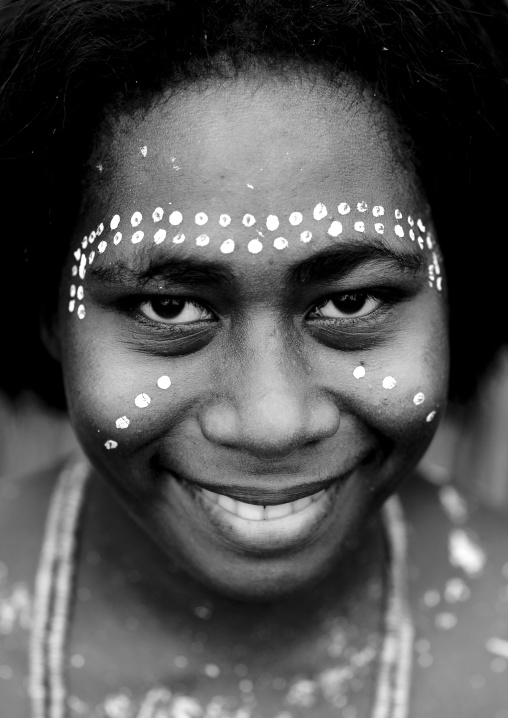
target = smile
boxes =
[199,487,326,521]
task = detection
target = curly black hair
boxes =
[1,0,507,408]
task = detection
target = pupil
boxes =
[333,293,365,315]
[152,297,185,319]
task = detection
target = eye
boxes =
[139,297,213,324]
[310,293,381,319]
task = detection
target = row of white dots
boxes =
[353,367,436,421]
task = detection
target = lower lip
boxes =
[176,478,347,555]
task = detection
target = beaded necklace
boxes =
[28,458,414,718]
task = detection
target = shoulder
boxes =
[398,471,508,715]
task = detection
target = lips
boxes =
[200,486,326,521]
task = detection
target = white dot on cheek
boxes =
[195,212,208,226]
[413,392,425,405]
[313,203,327,220]
[157,375,171,389]
[113,232,122,245]
[196,234,209,246]
[98,241,107,254]
[242,214,256,227]
[131,231,144,244]
[248,239,263,254]
[394,225,404,238]
[266,215,279,231]
[116,416,130,429]
[338,203,350,215]
[134,393,151,408]
[169,211,183,226]
[353,366,366,379]
[426,410,437,422]
[77,286,84,300]
[382,376,397,389]
[372,206,384,217]
[357,201,368,212]
[131,211,142,227]
[354,221,365,233]
[152,207,164,222]
[300,231,312,243]
[154,229,166,244]
[70,285,76,298]
[68,299,75,313]
[220,239,235,254]
[219,214,231,227]
[395,209,402,219]
[104,440,118,450]
[374,223,384,234]
[273,237,288,250]
[110,214,120,230]
[327,221,342,237]
[172,232,185,244]
[289,212,303,226]
[77,304,86,320]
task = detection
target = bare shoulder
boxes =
[399,472,508,716]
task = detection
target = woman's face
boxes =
[56,71,448,600]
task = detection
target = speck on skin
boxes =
[131,211,142,227]
[248,238,263,254]
[220,239,235,254]
[196,234,209,246]
[313,203,327,220]
[374,223,384,234]
[395,209,402,219]
[247,183,254,189]
[372,206,384,217]
[135,393,151,408]
[382,376,397,389]
[426,410,437,422]
[394,225,404,238]
[110,214,120,230]
[154,229,166,244]
[173,232,185,244]
[413,392,425,405]
[169,211,183,226]
[266,215,279,231]
[242,214,256,227]
[131,231,144,244]
[274,237,288,250]
[140,145,147,157]
[338,202,350,215]
[116,416,130,429]
[152,207,164,222]
[354,221,365,233]
[77,304,86,320]
[196,212,208,226]
[353,366,366,379]
[157,375,171,389]
[104,440,118,450]
[219,214,231,227]
[98,241,107,253]
[289,212,303,225]
[300,231,312,242]
[77,286,84,300]
[357,201,368,212]
[327,221,342,237]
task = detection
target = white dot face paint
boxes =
[173,232,185,244]
[313,203,327,220]
[327,221,342,238]
[374,223,384,234]
[135,393,151,408]
[74,248,81,261]
[81,237,88,250]
[353,366,366,379]
[154,229,166,244]
[426,234,433,249]
[78,254,87,280]
[417,218,426,232]
[113,232,122,245]
[413,392,425,405]
[372,206,384,217]
[68,299,75,313]
[300,231,312,243]
[77,286,84,301]
[248,238,263,254]
[116,416,130,429]
[394,225,404,238]
[395,209,402,219]
[110,215,120,230]
[89,231,96,243]
[157,375,171,390]
[140,146,147,157]
[72,266,78,277]
[88,251,95,265]
[407,216,414,227]
[195,212,208,226]
[152,207,164,222]
[219,214,231,227]
[169,211,183,226]
[426,410,437,422]
[77,304,86,320]
[97,223,104,236]
[132,231,144,244]
[266,215,279,231]
[105,440,118,450]
[131,212,142,227]
[289,212,303,226]
[436,277,443,292]
[196,234,209,247]
[274,237,288,250]
[98,241,107,254]
[70,285,76,298]
[354,221,365,233]
[382,376,397,390]
[242,214,256,227]
[220,239,235,254]
[417,236,425,250]
[356,201,368,212]
[409,229,415,241]
[338,203,350,215]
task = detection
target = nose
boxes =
[199,327,341,459]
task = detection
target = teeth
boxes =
[200,487,327,521]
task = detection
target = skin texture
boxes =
[53,69,449,602]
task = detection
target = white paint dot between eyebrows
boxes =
[116,416,130,429]
[78,254,87,280]
[135,393,151,408]
[382,376,397,389]
[374,223,384,234]
[154,229,166,244]
[372,206,384,217]
[110,215,120,230]
[357,201,368,212]
[131,212,142,227]
[436,277,443,291]
[353,366,366,379]
[242,214,256,227]
[77,286,84,300]
[300,231,312,243]
[74,248,81,261]
[313,203,327,220]
[395,209,402,219]
[220,239,235,254]
[274,237,288,250]
[157,375,171,390]
[140,145,147,157]
[409,228,415,241]
[338,203,350,215]
[354,221,365,232]
[113,232,122,245]
[248,238,263,254]
[327,221,342,237]
[408,216,414,226]
[413,392,425,405]
[70,285,76,297]
[417,236,425,250]
[97,223,104,235]
[219,214,231,227]
[266,215,279,231]
[196,234,209,246]
[289,212,303,226]
[72,266,78,276]
[195,212,208,226]
[394,225,404,238]
[81,237,88,249]
[131,231,144,244]
[417,218,426,232]
[426,410,437,422]
[426,234,433,249]
[173,232,185,244]
[152,207,164,222]
[169,211,183,226]
[105,440,118,450]
[98,240,107,253]
[77,304,86,320]
[68,299,75,313]
[89,231,96,243]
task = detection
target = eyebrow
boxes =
[89,237,423,290]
